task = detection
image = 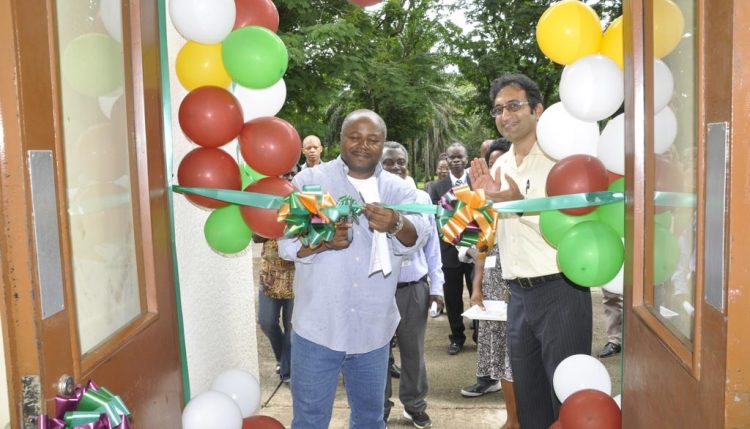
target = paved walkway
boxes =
[252,243,622,428]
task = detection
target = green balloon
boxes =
[204,205,253,254]
[222,26,288,89]
[653,225,680,284]
[557,220,624,287]
[61,33,124,97]
[540,209,599,247]
[241,163,268,188]
[654,211,673,229]
[596,178,625,237]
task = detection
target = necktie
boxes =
[455,179,463,186]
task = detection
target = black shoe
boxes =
[448,341,463,355]
[461,377,501,397]
[403,410,432,428]
[390,363,401,378]
[598,342,622,358]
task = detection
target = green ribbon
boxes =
[172,185,283,209]
[493,191,623,213]
[173,186,696,224]
[64,386,130,427]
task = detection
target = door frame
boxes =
[0,0,185,427]
[622,0,750,426]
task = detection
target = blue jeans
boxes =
[291,331,389,429]
[257,290,294,380]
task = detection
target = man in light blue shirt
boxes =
[380,142,444,429]
[278,110,430,429]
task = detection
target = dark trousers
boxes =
[385,280,430,417]
[507,276,592,429]
[442,262,474,345]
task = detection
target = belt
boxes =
[397,275,427,289]
[511,273,564,289]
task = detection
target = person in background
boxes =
[254,166,299,384]
[279,109,429,429]
[301,135,323,169]
[423,156,449,194]
[469,73,592,429]
[427,142,474,355]
[461,138,520,429]
[381,141,444,429]
[598,290,623,358]
[479,139,494,160]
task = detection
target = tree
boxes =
[445,0,622,139]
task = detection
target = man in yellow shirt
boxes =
[469,73,592,429]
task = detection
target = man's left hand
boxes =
[363,203,398,233]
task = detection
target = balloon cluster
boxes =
[182,368,284,429]
[171,0,302,254]
[550,354,621,429]
[534,0,685,287]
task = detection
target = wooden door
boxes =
[0,0,183,427]
[623,0,750,427]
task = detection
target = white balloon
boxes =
[234,79,287,121]
[100,0,123,43]
[653,59,674,112]
[98,88,123,119]
[654,106,677,154]
[602,262,624,294]
[553,354,612,403]
[536,102,600,161]
[169,0,236,44]
[211,368,261,417]
[597,113,625,175]
[613,394,622,409]
[560,54,624,122]
[182,390,243,429]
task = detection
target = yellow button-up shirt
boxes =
[490,142,559,279]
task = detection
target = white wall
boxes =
[165,8,259,396]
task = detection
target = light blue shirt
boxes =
[398,189,444,297]
[278,157,430,354]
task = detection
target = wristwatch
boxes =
[386,211,404,238]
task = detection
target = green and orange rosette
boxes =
[437,185,498,250]
[277,185,363,247]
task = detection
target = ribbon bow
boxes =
[437,185,497,249]
[37,381,131,429]
[277,186,364,247]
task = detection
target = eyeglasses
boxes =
[490,100,530,117]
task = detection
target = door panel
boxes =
[623,0,737,427]
[0,0,183,427]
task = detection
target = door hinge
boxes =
[20,375,41,429]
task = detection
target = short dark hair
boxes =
[484,138,511,165]
[489,73,544,109]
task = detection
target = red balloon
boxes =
[240,177,295,238]
[234,0,279,32]
[348,0,383,6]
[179,86,244,148]
[549,420,563,429]
[242,415,285,429]
[239,117,302,177]
[559,389,621,429]
[546,155,609,216]
[607,170,623,185]
[177,148,241,208]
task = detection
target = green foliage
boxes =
[273,0,621,181]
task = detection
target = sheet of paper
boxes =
[461,300,507,321]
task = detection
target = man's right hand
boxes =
[325,220,352,250]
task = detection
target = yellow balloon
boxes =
[536,0,603,65]
[600,16,623,69]
[175,41,232,91]
[653,0,684,58]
